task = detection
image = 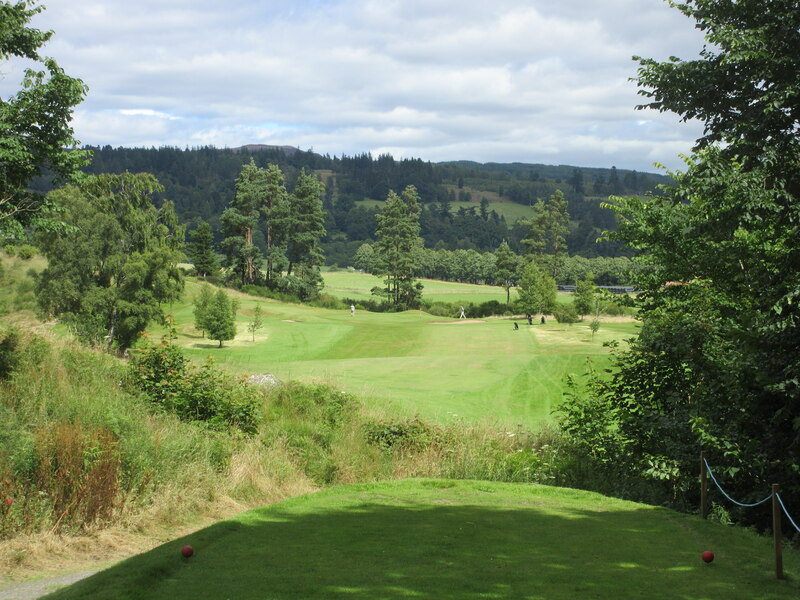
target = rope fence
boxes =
[700,451,800,579]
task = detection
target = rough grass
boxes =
[41,479,800,600]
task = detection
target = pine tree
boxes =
[373,185,424,309]
[188,220,217,277]
[286,169,326,276]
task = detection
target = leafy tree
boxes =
[353,242,376,272]
[372,185,424,309]
[493,241,518,305]
[573,274,596,317]
[247,304,263,342]
[193,283,215,337]
[35,173,184,350]
[187,220,217,277]
[206,289,237,347]
[516,261,556,317]
[0,1,90,239]
[634,0,800,162]
[562,0,800,522]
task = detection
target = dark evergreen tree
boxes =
[188,220,217,277]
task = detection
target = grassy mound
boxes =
[44,479,799,600]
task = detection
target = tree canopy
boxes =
[0,1,89,239]
[372,185,424,309]
[562,0,800,526]
[35,173,184,350]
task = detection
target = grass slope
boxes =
[166,281,634,428]
[44,479,800,600]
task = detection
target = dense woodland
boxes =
[36,145,669,264]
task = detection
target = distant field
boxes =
[356,197,536,223]
[322,270,524,304]
[160,279,636,429]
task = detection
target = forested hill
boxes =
[36,145,669,261]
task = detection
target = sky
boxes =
[3,0,710,173]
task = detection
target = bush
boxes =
[310,293,346,310]
[14,245,37,260]
[362,417,442,452]
[552,304,579,324]
[127,335,261,434]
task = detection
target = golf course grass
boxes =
[163,280,636,429]
[42,479,800,600]
[321,270,525,304]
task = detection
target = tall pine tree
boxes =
[373,185,424,309]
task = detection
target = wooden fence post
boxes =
[700,451,708,519]
[772,483,783,580]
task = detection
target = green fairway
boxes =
[43,479,800,600]
[322,270,521,304]
[164,281,635,429]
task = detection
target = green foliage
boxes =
[0,0,90,240]
[372,185,424,309]
[516,260,557,315]
[187,220,217,277]
[521,189,570,265]
[0,327,21,379]
[262,382,356,484]
[192,283,215,336]
[493,241,519,305]
[554,0,800,526]
[353,242,376,273]
[573,275,596,316]
[247,304,263,341]
[205,289,237,347]
[552,304,579,324]
[13,244,36,260]
[127,332,260,434]
[362,417,442,452]
[34,173,184,350]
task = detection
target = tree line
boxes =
[28,144,668,260]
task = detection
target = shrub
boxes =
[127,335,261,434]
[362,417,442,452]
[552,304,579,324]
[0,328,21,379]
[14,245,37,260]
[310,293,346,310]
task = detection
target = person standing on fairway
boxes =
[459,306,466,319]
[350,304,355,317]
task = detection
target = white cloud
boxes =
[2,0,709,171]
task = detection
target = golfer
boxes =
[350,304,355,316]
[459,306,466,319]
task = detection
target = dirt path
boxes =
[0,569,100,600]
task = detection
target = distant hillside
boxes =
[32,145,668,261]
[228,144,303,155]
